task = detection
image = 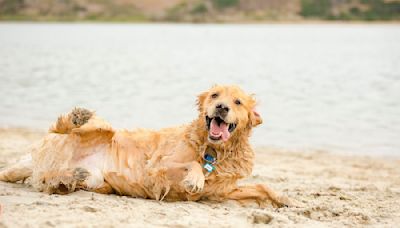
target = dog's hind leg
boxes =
[0,154,32,183]
[92,182,114,194]
[40,168,114,195]
[49,107,94,134]
[224,184,292,208]
[39,167,91,194]
[48,107,114,144]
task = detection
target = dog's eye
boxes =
[211,93,219,99]
[235,99,241,105]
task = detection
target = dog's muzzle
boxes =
[205,113,237,142]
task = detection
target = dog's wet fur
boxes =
[0,85,290,207]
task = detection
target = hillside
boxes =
[0,0,399,22]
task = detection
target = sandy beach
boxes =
[0,128,399,227]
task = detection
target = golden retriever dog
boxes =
[0,85,290,207]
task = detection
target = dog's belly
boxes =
[87,128,196,200]
[75,146,108,189]
[102,168,195,201]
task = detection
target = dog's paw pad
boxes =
[71,108,93,127]
[73,168,90,181]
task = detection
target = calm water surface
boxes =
[0,23,399,156]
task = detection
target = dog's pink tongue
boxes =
[219,122,230,142]
[210,119,230,142]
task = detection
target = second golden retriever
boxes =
[0,85,290,207]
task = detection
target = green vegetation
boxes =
[0,0,23,14]
[0,0,147,22]
[360,0,400,20]
[0,0,399,22]
[191,3,208,14]
[300,0,400,20]
[300,0,331,18]
[212,0,238,9]
[165,3,187,22]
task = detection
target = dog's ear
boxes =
[249,108,263,127]
[248,95,263,127]
[196,91,208,113]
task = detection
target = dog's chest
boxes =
[203,158,253,183]
[201,147,254,180]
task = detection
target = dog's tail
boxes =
[49,107,94,134]
[0,154,32,183]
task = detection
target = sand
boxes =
[0,128,399,227]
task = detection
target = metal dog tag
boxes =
[203,163,215,173]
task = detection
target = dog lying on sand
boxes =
[0,85,290,207]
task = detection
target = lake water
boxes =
[0,23,399,156]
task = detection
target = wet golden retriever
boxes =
[0,85,290,207]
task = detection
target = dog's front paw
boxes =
[182,172,205,194]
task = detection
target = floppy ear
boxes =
[196,91,208,113]
[250,108,263,127]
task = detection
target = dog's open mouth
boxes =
[206,116,237,142]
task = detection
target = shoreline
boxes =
[0,20,399,25]
[0,127,397,159]
[0,127,399,227]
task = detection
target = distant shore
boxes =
[1,127,399,227]
[0,18,399,24]
[2,0,398,25]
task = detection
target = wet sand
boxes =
[0,128,399,227]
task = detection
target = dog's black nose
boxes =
[216,103,230,116]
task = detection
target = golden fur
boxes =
[0,85,290,207]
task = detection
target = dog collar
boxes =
[204,153,216,163]
[203,155,215,173]
[203,147,217,173]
